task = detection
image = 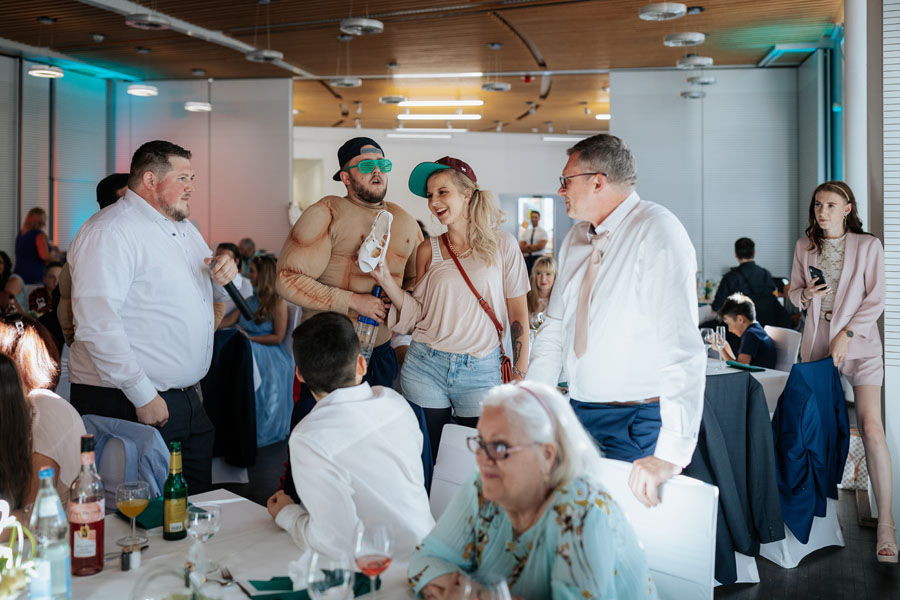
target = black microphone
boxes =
[210,257,254,321]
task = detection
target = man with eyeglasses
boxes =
[528,134,706,508]
[275,137,423,503]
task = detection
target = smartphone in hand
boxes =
[808,265,826,286]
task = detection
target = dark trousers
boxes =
[283,340,401,503]
[71,383,215,493]
[524,254,538,275]
[570,399,661,462]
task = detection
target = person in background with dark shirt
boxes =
[714,293,777,369]
[710,237,791,329]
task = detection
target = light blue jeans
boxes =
[400,341,501,418]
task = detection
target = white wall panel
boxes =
[0,56,18,258]
[20,61,49,228]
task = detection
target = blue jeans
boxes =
[569,399,661,462]
[400,341,501,418]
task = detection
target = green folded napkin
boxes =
[726,360,766,372]
[248,573,379,599]
[115,496,197,530]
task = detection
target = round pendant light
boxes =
[27,64,64,78]
[126,83,159,97]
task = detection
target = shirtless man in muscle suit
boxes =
[275,137,423,501]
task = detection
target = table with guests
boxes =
[0,133,894,600]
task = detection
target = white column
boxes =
[846,0,868,226]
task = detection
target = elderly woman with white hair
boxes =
[408,381,655,599]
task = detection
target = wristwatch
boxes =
[844,329,854,338]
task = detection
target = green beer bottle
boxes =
[163,441,188,541]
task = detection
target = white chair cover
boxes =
[759,498,844,568]
[763,325,802,373]
[281,303,301,356]
[429,424,477,520]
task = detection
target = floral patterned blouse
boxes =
[408,472,656,599]
[819,234,846,313]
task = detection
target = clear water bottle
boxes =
[355,285,383,362]
[29,467,71,599]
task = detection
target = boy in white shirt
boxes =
[266,312,434,560]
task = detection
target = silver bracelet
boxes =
[512,365,527,378]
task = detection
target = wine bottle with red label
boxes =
[68,434,105,576]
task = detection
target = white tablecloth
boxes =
[71,489,414,599]
[706,358,790,414]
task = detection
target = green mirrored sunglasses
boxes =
[344,158,392,174]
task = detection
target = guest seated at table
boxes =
[527,255,557,331]
[214,242,253,327]
[220,254,293,447]
[1,251,27,314]
[713,293,777,369]
[409,381,654,599]
[267,312,434,560]
[0,314,86,506]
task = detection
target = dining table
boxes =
[705,358,791,414]
[71,489,415,599]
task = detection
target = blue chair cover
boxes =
[82,414,169,499]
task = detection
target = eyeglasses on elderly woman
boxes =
[466,436,540,461]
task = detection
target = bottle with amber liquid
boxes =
[68,434,104,576]
[163,441,188,541]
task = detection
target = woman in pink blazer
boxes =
[788,180,894,563]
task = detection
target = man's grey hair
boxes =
[567,134,637,187]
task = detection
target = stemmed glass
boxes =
[474,577,512,600]
[187,504,221,574]
[700,328,715,362]
[715,325,728,369]
[354,522,394,599]
[115,481,150,547]
[307,552,355,600]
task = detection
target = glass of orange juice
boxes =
[116,481,150,547]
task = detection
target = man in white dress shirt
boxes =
[518,209,549,274]
[266,312,434,560]
[528,134,706,507]
[67,140,238,493]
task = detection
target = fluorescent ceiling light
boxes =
[397,113,482,121]
[184,101,212,112]
[393,72,484,79]
[27,64,64,78]
[595,114,611,120]
[398,100,483,107]
[126,83,158,97]
[386,133,452,139]
[543,136,584,142]
[394,127,468,133]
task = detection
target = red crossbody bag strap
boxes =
[440,234,505,345]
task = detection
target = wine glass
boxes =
[476,576,512,600]
[116,481,150,547]
[715,325,728,369]
[354,522,394,599]
[700,328,714,361]
[187,504,221,574]
[307,552,355,600]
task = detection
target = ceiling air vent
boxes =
[680,90,706,99]
[246,49,284,63]
[481,82,511,92]
[638,3,687,21]
[330,77,363,88]
[379,95,407,105]
[676,54,713,69]
[125,13,170,31]
[664,32,706,47]
[340,18,384,36]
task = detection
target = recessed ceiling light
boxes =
[595,114,611,120]
[293,109,300,115]
[246,49,283,63]
[397,113,482,121]
[676,55,713,69]
[393,72,484,79]
[686,75,717,85]
[125,13,170,31]
[184,101,212,112]
[127,83,158,97]
[90,33,106,43]
[482,82,511,92]
[664,32,706,47]
[27,64,64,78]
[393,127,468,133]
[398,100,483,107]
[680,90,706,99]
[330,77,362,88]
[686,6,705,15]
[386,133,452,139]
[191,68,206,77]
[340,17,384,36]
[639,2,687,21]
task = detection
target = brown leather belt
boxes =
[608,397,660,406]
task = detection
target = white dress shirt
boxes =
[68,189,227,408]
[528,192,706,467]
[519,225,549,256]
[275,382,434,560]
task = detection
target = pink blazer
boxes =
[788,232,885,362]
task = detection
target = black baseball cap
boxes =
[332,137,384,181]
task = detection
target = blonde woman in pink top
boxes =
[373,157,529,458]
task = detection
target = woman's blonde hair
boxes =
[482,381,603,490]
[23,207,47,231]
[0,314,60,394]
[430,169,505,266]
[526,256,558,315]
[252,254,278,324]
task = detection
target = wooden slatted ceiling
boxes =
[0,0,843,130]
